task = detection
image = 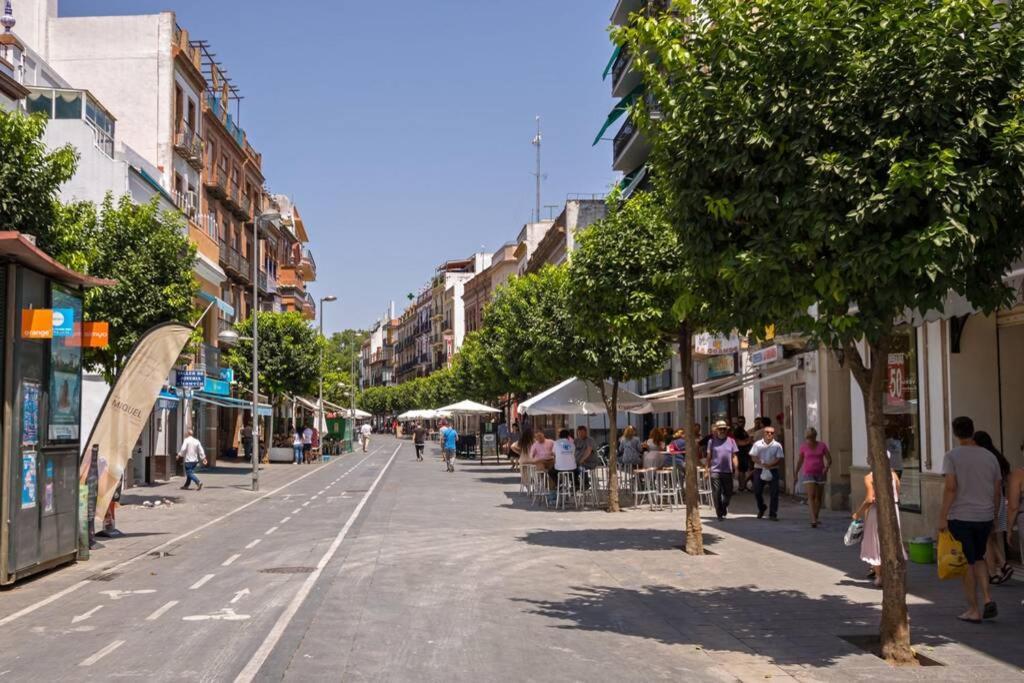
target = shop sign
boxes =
[693,332,740,356]
[219,367,234,383]
[749,344,782,366]
[52,308,75,337]
[67,321,110,348]
[707,354,736,379]
[21,309,53,339]
[204,377,231,396]
[887,353,906,407]
[176,369,205,389]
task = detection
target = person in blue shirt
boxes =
[439,421,458,472]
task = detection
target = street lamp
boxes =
[250,210,281,491]
[318,295,338,443]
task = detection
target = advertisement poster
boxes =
[21,381,40,446]
[887,353,906,408]
[50,288,83,441]
[707,355,736,379]
[21,451,37,509]
[44,460,55,513]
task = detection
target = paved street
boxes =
[1,436,1021,681]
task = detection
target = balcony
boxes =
[297,249,317,281]
[201,342,220,373]
[217,316,235,337]
[218,241,251,282]
[25,87,116,159]
[174,123,204,170]
[173,189,199,222]
[199,212,219,242]
[612,114,652,172]
[611,46,641,98]
[302,292,316,320]
[226,181,249,220]
[204,166,228,199]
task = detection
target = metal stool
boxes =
[697,467,713,509]
[583,467,606,508]
[655,468,677,511]
[531,468,551,507]
[633,468,657,510]
[554,470,579,510]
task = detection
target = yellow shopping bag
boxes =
[937,530,967,580]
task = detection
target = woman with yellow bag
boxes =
[852,452,904,587]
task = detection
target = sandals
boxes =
[990,564,1014,585]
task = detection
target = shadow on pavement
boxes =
[476,476,522,485]
[519,528,721,552]
[514,583,958,670]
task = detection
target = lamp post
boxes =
[318,295,337,443]
[250,210,280,492]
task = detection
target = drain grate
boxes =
[88,572,120,582]
[259,566,315,575]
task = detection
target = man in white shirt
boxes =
[751,425,784,520]
[360,422,372,453]
[177,428,207,491]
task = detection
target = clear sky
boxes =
[61,0,621,334]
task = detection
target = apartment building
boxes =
[524,197,607,273]
[272,195,317,320]
[463,243,517,335]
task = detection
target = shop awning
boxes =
[602,45,621,80]
[895,265,1024,326]
[637,360,801,406]
[593,84,643,146]
[197,290,235,318]
[192,392,271,416]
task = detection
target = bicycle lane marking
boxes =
[0,447,381,628]
[234,443,402,683]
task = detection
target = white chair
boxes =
[655,468,677,511]
[633,468,657,510]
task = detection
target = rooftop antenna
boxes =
[545,204,559,219]
[531,116,544,223]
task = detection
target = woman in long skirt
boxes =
[853,460,904,587]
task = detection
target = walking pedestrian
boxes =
[241,421,253,461]
[939,416,1003,623]
[292,426,304,465]
[1004,463,1024,597]
[795,427,832,527]
[440,421,458,472]
[359,422,372,453]
[508,421,522,471]
[852,453,904,587]
[177,428,206,491]
[974,431,1014,585]
[751,424,784,520]
[413,422,426,461]
[706,420,738,520]
[302,423,314,463]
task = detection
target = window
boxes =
[187,98,196,130]
[884,325,922,511]
[174,85,183,129]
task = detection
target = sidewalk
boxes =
[0,454,345,619]
[502,478,1024,680]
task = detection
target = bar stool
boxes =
[520,464,536,495]
[654,468,677,510]
[584,467,606,508]
[697,467,713,509]
[633,468,657,510]
[531,468,551,507]
[554,470,579,510]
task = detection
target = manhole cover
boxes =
[88,572,120,582]
[259,566,315,575]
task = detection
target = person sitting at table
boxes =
[618,425,643,466]
[666,428,687,473]
[526,429,555,476]
[553,429,577,495]
[643,428,667,469]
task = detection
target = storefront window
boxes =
[884,326,922,511]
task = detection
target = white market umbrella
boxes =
[517,377,650,416]
[436,400,500,415]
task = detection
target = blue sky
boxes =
[62,0,621,333]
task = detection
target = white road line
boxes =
[79,640,125,667]
[146,600,179,621]
[310,495,318,500]
[245,539,262,549]
[301,501,310,507]
[235,444,401,683]
[291,508,301,514]
[190,573,215,590]
[265,526,278,536]
[280,516,291,524]
[0,448,363,628]
[222,554,241,567]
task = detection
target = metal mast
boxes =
[531,116,542,223]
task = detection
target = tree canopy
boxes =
[225,311,323,403]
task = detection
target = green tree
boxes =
[226,311,323,447]
[82,196,199,381]
[566,192,678,512]
[0,110,77,252]
[623,0,1024,660]
[322,329,368,404]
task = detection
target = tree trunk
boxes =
[602,381,621,512]
[842,336,914,664]
[680,320,704,555]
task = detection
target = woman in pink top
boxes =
[794,427,832,527]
